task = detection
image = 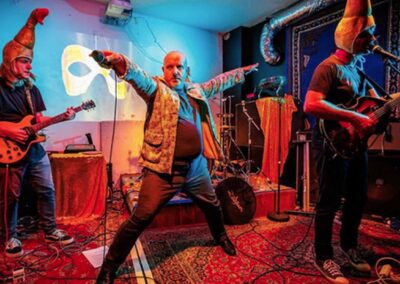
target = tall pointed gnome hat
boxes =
[334,0,375,54]
[0,8,49,82]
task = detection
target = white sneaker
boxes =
[5,237,23,258]
[314,259,349,284]
[44,229,74,245]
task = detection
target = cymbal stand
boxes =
[240,101,261,182]
[218,95,246,178]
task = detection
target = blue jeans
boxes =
[103,154,227,272]
[0,148,57,239]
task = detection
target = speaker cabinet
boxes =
[365,154,400,217]
[368,122,400,151]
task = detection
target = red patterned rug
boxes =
[1,207,399,283]
[139,216,400,284]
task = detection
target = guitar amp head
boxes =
[64,144,96,153]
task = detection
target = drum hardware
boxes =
[217,113,234,118]
[212,94,247,180]
[239,100,262,182]
[221,125,235,130]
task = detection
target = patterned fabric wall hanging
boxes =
[290,0,398,107]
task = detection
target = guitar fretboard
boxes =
[372,93,400,119]
[31,106,83,133]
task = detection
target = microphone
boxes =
[90,50,110,68]
[369,44,400,62]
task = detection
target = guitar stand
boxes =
[286,131,315,217]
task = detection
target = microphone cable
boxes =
[102,71,119,263]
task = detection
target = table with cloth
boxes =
[50,152,107,219]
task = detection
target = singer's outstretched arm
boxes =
[199,63,258,99]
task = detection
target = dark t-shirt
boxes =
[174,89,202,160]
[0,78,47,160]
[308,55,373,139]
[308,55,370,107]
[0,78,46,122]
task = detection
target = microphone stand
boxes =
[241,101,261,182]
[267,89,290,222]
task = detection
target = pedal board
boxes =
[120,173,141,213]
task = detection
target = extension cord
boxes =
[391,273,400,284]
[379,264,392,278]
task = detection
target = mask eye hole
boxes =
[68,62,92,76]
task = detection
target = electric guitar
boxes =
[319,93,400,159]
[0,100,96,164]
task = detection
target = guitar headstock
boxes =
[81,100,96,111]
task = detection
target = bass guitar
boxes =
[319,93,400,159]
[0,100,95,164]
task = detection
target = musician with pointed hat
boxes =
[304,0,384,282]
[0,8,75,257]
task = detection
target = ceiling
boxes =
[121,0,300,32]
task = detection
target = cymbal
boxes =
[221,125,235,130]
[217,113,234,118]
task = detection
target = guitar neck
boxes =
[373,93,400,119]
[32,106,83,133]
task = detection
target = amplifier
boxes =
[64,144,96,153]
[368,122,400,151]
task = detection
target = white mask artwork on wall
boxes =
[61,44,129,99]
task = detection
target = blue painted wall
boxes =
[0,0,222,122]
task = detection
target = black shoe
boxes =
[314,259,349,284]
[218,237,236,256]
[341,248,371,272]
[96,267,116,284]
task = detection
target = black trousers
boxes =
[313,141,368,260]
[102,156,226,272]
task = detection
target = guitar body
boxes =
[0,115,46,164]
[319,96,390,159]
[0,100,95,165]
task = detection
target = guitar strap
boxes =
[24,86,36,115]
[356,67,391,100]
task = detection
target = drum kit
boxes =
[211,76,289,224]
[210,93,259,225]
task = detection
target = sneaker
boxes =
[5,237,23,258]
[44,229,74,245]
[314,259,349,284]
[342,248,371,272]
